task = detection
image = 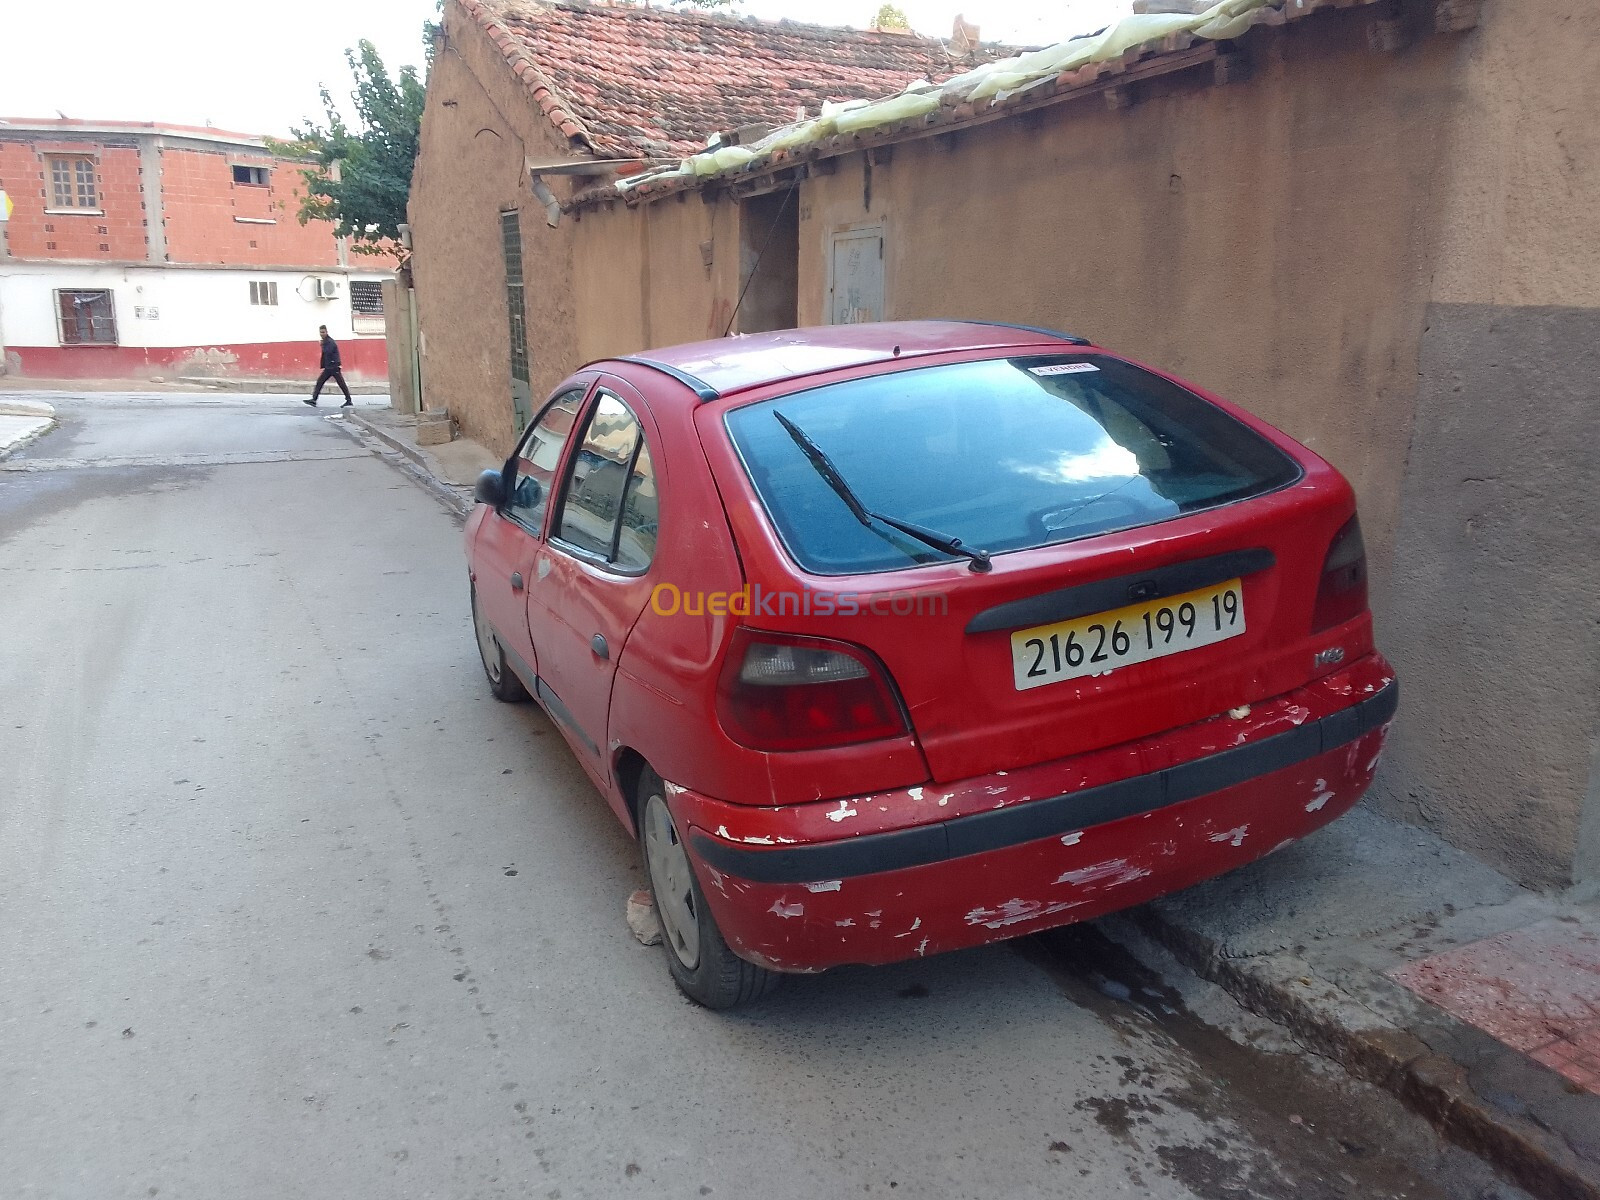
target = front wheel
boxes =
[638,769,781,1010]
[471,583,528,702]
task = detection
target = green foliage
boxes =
[873,3,910,29]
[269,40,425,259]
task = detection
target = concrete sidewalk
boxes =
[0,399,56,459]
[337,406,498,522]
[341,405,1600,1197]
[1133,806,1600,1199]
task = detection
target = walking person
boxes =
[304,325,352,407]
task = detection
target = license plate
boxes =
[1010,579,1246,691]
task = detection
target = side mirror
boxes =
[475,469,506,506]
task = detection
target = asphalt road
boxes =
[0,393,1524,1200]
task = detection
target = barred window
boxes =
[349,280,384,316]
[56,290,117,345]
[49,156,98,209]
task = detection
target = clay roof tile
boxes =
[459,0,1002,159]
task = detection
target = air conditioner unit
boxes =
[316,278,340,300]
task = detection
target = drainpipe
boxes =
[330,160,349,269]
[0,202,10,375]
[408,282,423,415]
[530,175,561,229]
[396,225,423,417]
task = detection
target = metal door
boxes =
[828,226,884,325]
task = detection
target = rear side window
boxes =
[724,355,1300,575]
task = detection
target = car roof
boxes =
[597,320,1090,401]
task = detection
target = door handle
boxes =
[591,634,609,660]
[511,572,524,592]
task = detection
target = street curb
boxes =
[1133,907,1600,1200]
[0,404,58,461]
[344,410,434,473]
[334,413,471,525]
[0,421,56,461]
[0,399,56,418]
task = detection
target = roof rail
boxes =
[963,320,1091,346]
[615,356,720,401]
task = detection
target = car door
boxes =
[525,381,663,786]
[472,387,588,684]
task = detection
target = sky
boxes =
[2,0,1131,138]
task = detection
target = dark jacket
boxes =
[319,336,342,371]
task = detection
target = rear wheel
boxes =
[471,583,528,702]
[638,768,781,1010]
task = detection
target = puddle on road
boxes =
[1016,925,1525,1200]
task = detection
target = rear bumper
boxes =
[669,655,1396,972]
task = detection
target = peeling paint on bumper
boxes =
[671,654,1396,973]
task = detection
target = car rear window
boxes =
[723,354,1301,576]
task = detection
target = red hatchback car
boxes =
[466,321,1396,1008]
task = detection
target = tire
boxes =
[471,583,529,703]
[637,768,782,1010]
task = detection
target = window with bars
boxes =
[249,280,279,306]
[48,156,99,209]
[56,290,118,345]
[349,280,384,316]
[501,211,532,432]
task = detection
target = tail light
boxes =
[1312,515,1369,632]
[716,629,909,752]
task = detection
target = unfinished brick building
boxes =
[0,118,391,380]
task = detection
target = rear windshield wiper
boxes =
[773,411,992,573]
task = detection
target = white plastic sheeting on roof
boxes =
[615,0,1276,195]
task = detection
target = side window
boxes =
[555,393,658,571]
[507,389,584,533]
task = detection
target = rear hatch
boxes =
[715,351,1366,783]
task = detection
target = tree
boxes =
[873,3,910,29]
[271,41,426,259]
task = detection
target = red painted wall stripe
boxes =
[8,339,389,381]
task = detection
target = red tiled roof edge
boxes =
[455,0,601,154]
[565,0,1406,212]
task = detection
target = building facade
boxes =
[0,119,391,380]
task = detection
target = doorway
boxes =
[734,189,799,335]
